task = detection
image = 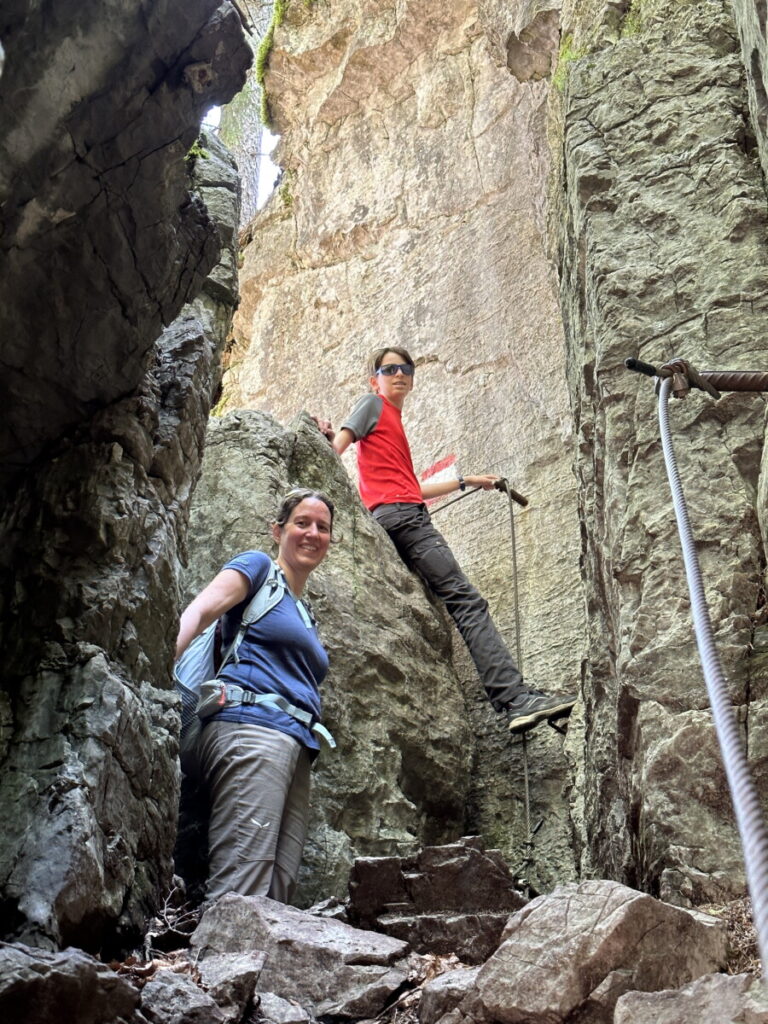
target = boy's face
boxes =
[369,350,414,408]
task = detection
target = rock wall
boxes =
[178,410,471,906]
[0,3,248,951]
[0,0,250,486]
[219,0,275,225]
[226,0,585,891]
[228,0,768,907]
[555,0,768,902]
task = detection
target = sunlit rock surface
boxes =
[225,0,584,891]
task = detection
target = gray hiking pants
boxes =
[199,720,311,902]
[372,502,524,710]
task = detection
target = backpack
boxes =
[174,559,287,775]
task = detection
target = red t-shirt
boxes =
[341,394,422,511]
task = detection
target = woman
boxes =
[175,488,334,902]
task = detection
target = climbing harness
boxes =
[431,478,546,886]
[626,356,768,974]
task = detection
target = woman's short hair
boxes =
[368,346,415,377]
[275,488,335,530]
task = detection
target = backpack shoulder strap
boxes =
[220,559,287,670]
[241,559,286,626]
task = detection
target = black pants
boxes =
[372,502,524,710]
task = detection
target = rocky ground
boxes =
[1,838,763,1024]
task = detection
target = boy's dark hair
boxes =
[368,346,415,376]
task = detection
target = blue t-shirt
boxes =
[213,550,329,753]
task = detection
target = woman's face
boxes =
[273,497,332,574]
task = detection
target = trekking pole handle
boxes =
[495,478,528,507]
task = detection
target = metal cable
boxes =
[658,376,768,972]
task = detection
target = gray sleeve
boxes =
[340,394,382,441]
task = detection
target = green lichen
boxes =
[256,0,289,127]
[622,0,645,37]
[185,136,209,169]
[278,169,296,210]
[552,34,588,92]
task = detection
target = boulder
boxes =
[348,837,527,963]
[191,893,409,1017]
[475,880,727,1023]
[614,970,768,1023]
[197,951,266,1022]
[139,970,225,1024]
[0,942,140,1024]
[419,966,482,1024]
[257,991,312,1024]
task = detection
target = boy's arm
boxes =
[420,474,499,499]
[333,428,355,456]
[324,395,381,457]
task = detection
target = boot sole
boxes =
[508,699,576,734]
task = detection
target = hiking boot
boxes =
[505,690,577,733]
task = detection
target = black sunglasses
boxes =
[376,363,415,377]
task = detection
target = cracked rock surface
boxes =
[556,0,768,904]
[0,2,247,951]
[0,0,250,484]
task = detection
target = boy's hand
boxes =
[311,416,336,443]
[465,474,499,490]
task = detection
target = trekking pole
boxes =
[494,479,528,669]
[626,355,768,975]
[491,479,538,887]
[428,473,538,878]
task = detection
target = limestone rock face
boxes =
[180,410,471,903]
[0,4,246,948]
[555,0,768,904]
[219,1,274,226]
[226,0,584,891]
[732,0,768,187]
[0,0,251,485]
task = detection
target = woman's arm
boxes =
[420,474,499,500]
[175,568,250,660]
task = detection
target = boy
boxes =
[321,346,576,732]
